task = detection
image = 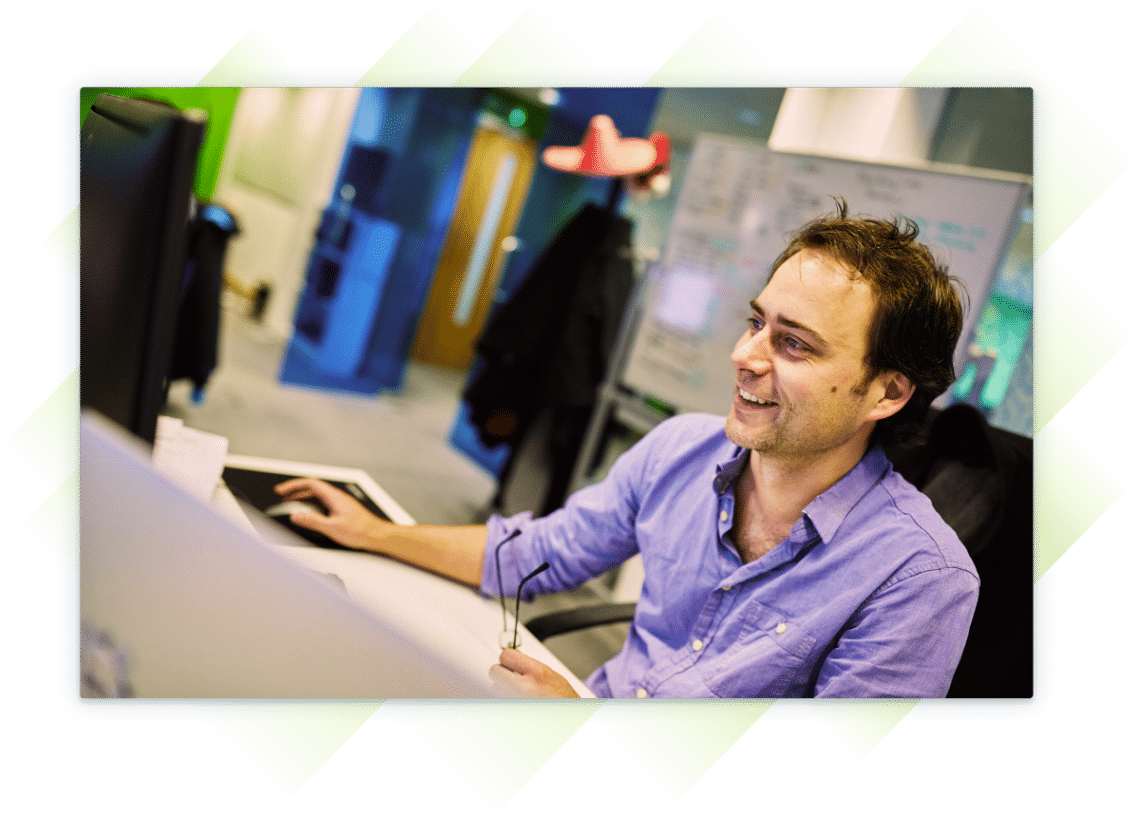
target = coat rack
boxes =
[468,114,673,517]
[517,115,674,510]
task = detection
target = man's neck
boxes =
[741,438,870,536]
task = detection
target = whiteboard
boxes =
[621,135,1030,416]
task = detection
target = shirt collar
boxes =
[712,446,750,495]
[711,444,892,544]
[802,446,892,543]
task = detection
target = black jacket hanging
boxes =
[167,204,240,392]
[463,202,635,449]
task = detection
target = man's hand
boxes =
[489,648,581,698]
[273,478,488,587]
[274,477,391,551]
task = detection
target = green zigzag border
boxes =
[13,0,1135,806]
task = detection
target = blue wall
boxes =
[279,88,484,395]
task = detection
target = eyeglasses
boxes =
[494,529,550,650]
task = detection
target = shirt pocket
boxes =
[699,599,818,698]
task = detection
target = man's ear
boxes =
[868,371,915,422]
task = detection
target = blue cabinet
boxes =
[279,206,401,393]
[279,88,484,396]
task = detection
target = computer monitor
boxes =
[80,410,497,698]
[80,93,205,445]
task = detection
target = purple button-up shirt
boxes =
[481,413,979,698]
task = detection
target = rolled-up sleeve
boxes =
[478,419,665,600]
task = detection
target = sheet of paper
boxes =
[152,416,229,504]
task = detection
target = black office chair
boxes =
[886,404,1033,697]
[525,404,1034,697]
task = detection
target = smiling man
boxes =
[277,200,979,698]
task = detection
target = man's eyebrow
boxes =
[749,299,829,347]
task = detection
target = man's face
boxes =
[724,248,891,464]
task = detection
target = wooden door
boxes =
[412,122,537,370]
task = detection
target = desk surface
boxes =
[272,539,595,698]
[214,457,595,698]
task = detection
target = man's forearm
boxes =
[363,522,488,588]
[275,477,489,588]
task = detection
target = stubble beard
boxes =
[726,389,866,461]
[725,402,788,454]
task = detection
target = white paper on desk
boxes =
[152,416,229,504]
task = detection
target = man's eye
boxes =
[782,335,808,353]
[748,317,762,332]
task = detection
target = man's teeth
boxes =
[740,389,774,406]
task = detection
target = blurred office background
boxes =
[80,87,1033,679]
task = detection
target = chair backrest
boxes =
[885,404,1033,697]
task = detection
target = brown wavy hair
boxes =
[770,198,965,447]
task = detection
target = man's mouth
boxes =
[738,388,777,407]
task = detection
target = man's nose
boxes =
[732,328,774,374]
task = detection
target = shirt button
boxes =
[692,639,703,651]
[776,622,787,634]
[636,688,648,698]
[720,510,729,522]
[722,584,732,591]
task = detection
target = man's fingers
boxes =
[275,477,336,502]
[498,647,537,675]
[487,662,518,684]
[274,477,315,496]
[275,479,353,515]
[289,508,328,530]
[494,649,580,698]
[488,662,532,698]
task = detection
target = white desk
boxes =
[273,540,594,698]
[214,455,595,698]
